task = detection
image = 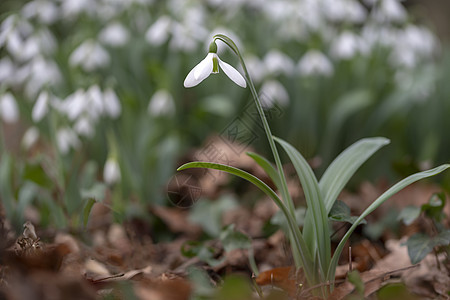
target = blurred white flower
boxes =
[32,90,49,122]
[264,50,295,76]
[390,25,437,68]
[373,0,407,23]
[69,40,110,72]
[184,48,246,88]
[25,56,61,97]
[331,31,361,59]
[86,85,104,119]
[0,92,19,123]
[103,88,121,118]
[22,126,40,150]
[103,157,121,185]
[323,0,367,23]
[99,22,129,47]
[0,57,15,85]
[64,89,86,121]
[298,50,334,77]
[61,0,96,19]
[56,127,80,154]
[145,15,172,46]
[259,80,289,108]
[74,116,94,137]
[148,90,176,116]
[22,0,59,24]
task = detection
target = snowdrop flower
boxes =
[22,126,39,150]
[69,40,110,72]
[74,116,94,137]
[298,50,334,77]
[99,22,129,47]
[145,15,172,46]
[0,57,15,85]
[103,157,121,185]
[86,85,104,119]
[184,41,246,88]
[56,127,80,155]
[372,0,407,23]
[22,0,59,25]
[0,92,19,123]
[103,88,121,118]
[32,90,49,122]
[264,50,295,76]
[331,31,361,59]
[148,90,175,117]
[64,89,86,121]
[259,80,289,108]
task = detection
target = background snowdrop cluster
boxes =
[0,0,449,228]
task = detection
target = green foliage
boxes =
[400,192,450,264]
[347,270,364,296]
[329,201,366,225]
[188,196,238,237]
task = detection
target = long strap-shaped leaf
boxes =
[319,137,390,213]
[177,161,315,281]
[274,137,331,280]
[327,164,450,283]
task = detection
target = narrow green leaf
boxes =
[82,198,96,228]
[328,164,450,282]
[320,137,390,213]
[274,137,330,279]
[178,161,315,281]
[246,152,281,190]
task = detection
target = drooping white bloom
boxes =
[103,157,121,185]
[25,56,61,98]
[74,116,94,137]
[69,40,110,72]
[32,90,49,122]
[64,89,86,121]
[184,42,246,88]
[148,90,176,117]
[0,57,14,85]
[298,50,334,77]
[0,92,19,123]
[331,31,361,59]
[259,80,289,108]
[145,15,172,46]
[372,0,407,23]
[264,50,295,76]
[22,126,40,150]
[22,0,59,24]
[56,127,80,154]
[86,85,104,119]
[103,88,121,118]
[99,22,129,47]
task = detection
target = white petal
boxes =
[184,53,214,88]
[218,58,247,88]
[32,91,49,122]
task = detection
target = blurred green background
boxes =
[0,0,449,231]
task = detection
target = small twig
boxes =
[349,246,353,272]
[91,273,125,283]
